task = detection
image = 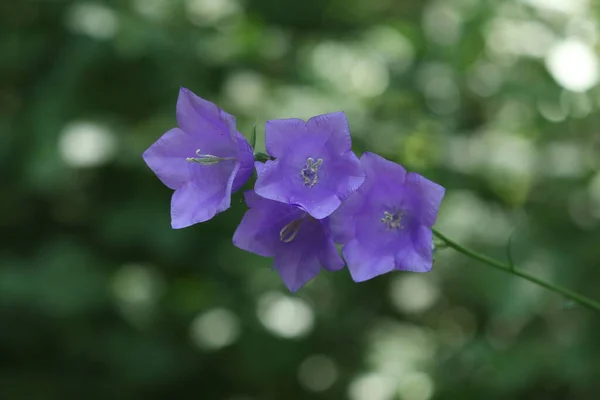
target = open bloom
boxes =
[329,152,445,282]
[143,88,254,228]
[233,186,344,292]
[254,112,365,219]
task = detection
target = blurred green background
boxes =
[2,0,600,399]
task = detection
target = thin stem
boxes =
[432,228,600,312]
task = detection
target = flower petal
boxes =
[234,192,305,256]
[233,209,276,258]
[361,152,407,188]
[231,132,254,192]
[273,248,322,292]
[405,172,445,227]
[265,118,307,158]
[299,193,341,220]
[170,162,239,229]
[323,151,365,202]
[394,225,433,273]
[307,112,352,154]
[176,88,233,133]
[327,189,367,244]
[175,88,238,157]
[318,238,345,271]
[243,189,262,209]
[254,161,267,177]
[342,239,396,282]
[143,128,194,190]
[254,159,297,204]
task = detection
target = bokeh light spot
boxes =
[389,275,440,314]
[423,2,462,46]
[224,71,267,113]
[348,373,396,400]
[59,121,117,168]
[112,264,164,328]
[257,292,314,338]
[546,39,599,92]
[297,354,338,392]
[397,372,435,400]
[190,308,241,351]
[185,0,241,26]
[66,3,119,40]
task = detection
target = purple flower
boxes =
[143,88,254,229]
[254,112,365,219]
[329,152,445,282]
[233,186,344,292]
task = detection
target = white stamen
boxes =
[280,219,304,243]
[301,157,323,187]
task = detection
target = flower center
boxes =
[381,211,404,230]
[186,149,235,165]
[301,157,323,188]
[279,218,305,243]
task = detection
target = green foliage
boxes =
[2,0,600,399]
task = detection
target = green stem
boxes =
[254,152,272,163]
[432,228,600,312]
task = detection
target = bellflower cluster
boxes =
[144,88,445,292]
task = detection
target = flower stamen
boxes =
[381,211,404,230]
[301,157,323,188]
[186,149,235,165]
[279,218,304,243]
